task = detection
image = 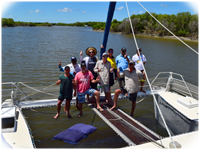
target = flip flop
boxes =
[67,114,72,118]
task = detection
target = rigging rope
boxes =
[137,1,198,55]
[125,1,177,148]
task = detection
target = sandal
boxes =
[67,114,72,118]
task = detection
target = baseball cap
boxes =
[121,47,126,52]
[71,56,76,61]
[129,60,135,65]
[102,52,108,57]
[81,61,86,67]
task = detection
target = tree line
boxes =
[110,12,198,39]
[2,11,198,39]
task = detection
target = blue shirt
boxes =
[115,54,130,73]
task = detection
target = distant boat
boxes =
[85,25,88,27]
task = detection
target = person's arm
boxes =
[93,61,100,73]
[72,79,77,85]
[91,76,100,83]
[109,63,113,73]
[73,84,76,96]
[124,54,130,63]
[114,69,117,80]
[117,68,120,78]
[79,50,83,64]
[58,61,64,72]
[56,79,61,85]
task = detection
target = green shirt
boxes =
[58,74,74,98]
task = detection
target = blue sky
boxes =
[1,1,199,23]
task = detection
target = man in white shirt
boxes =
[58,56,81,76]
[132,48,147,93]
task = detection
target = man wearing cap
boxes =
[73,61,103,117]
[110,60,146,117]
[94,52,114,105]
[54,66,76,119]
[58,56,81,76]
[132,48,147,93]
[115,47,131,88]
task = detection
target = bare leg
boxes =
[65,100,72,118]
[78,103,83,117]
[110,89,123,110]
[76,97,79,110]
[54,100,62,119]
[94,91,103,111]
[140,81,146,93]
[87,94,90,103]
[130,101,136,117]
[105,92,113,106]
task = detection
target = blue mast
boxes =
[100,1,116,60]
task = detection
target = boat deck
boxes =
[87,103,162,146]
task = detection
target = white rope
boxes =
[125,1,177,148]
[137,1,198,55]
[19,82,57,97]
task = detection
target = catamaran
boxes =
[1,1,198,149]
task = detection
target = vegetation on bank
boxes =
[111,12,198,39]
[2,11,198,39]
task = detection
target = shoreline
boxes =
[93,29,198,42]
[134,33,198,42]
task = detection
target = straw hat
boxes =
[85,47,97,56]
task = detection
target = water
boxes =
[2,26,198,148]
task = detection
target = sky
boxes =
[1,0,199,23]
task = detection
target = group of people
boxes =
[54,46,146,119]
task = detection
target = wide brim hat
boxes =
[85,47,97,56]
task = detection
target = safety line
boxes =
[125,1,177,148]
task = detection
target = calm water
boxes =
[2,26,198,148]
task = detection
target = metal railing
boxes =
[151,72,198,100]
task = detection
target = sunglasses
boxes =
[103,55,108,58]
[81,66,86,68]
[89,51,94,53]
[108,51,113,53]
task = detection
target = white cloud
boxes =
[132,11,144,14]
[161,4,168,7]
[29,9,41,13]
[117,6,124,10]
[5,15,13,18]
[57,7,72,12]
[82,11,86,13]
[35,9,40,13]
